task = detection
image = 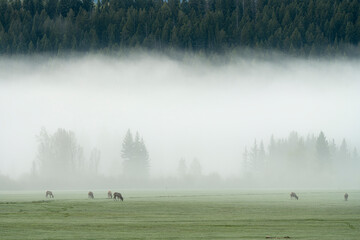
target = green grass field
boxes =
[0,190,359,239]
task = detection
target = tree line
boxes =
[33,128,150,180]
[1,128,359,188]
[0,0,359,56]
[242,131,360,184]
[32,127,359,184]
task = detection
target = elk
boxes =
[290,192,298,200]
[344,193,348,201]
[88,191,94,199]
[113,192,124,201]
[108,190,113,199]
[46,191,54,198]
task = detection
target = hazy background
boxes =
[0,53,359,188]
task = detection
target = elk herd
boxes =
[45,190,124,201]
[43,190,350,202]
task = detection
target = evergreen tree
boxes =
[177,158,187,178]
[316,131,330,169]
[121,129,150,180]
[121,129,134,170]
[339,139,349,160]
[249,139,258,172]
[189,158,202,177]
[82,0,94,12]
[258,140,266,168]
[242,147,250,176]
[45,0,57,19]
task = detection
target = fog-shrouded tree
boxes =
[242,131,359,186]
[177,158,187,178]
[258,140,266,170]
[242,147,250,177]
[339,139,350,163]
[329,139,337,162]
[121,129,149,180]
[121,129,134,164]
[189,158,202,177]
[249,140,258,173]
[76,145,85,172]
[316,131,331,170]
[35,128,83,179]
[89,147,101,174]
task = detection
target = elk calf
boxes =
[108,190,113,199]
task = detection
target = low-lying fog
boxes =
[0,53,359,188]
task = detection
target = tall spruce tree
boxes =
[316,131,331,170]
[242,147,250,177]
[121,129,149,180]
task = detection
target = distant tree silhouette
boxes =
[121,129,149,180]
[35,128,82,178]
[89,148,101,174]
[177,158,187,178]
[189,158,202,177]
[316,131,330,170]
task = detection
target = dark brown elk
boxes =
[46,191,54,198]
[88,191,94,199]
[290,192,298,200]
[113,192,123,201]
[344,193,348,201]
[108,190,113,199]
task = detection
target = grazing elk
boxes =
[108,190,113,199]
[344,193,348,201]
[88,191,94,199]
[290,192,299,200]
[113,192,124,201]
[46,191,54,198]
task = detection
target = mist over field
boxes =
[0,53,359,189]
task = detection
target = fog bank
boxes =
[0,53,359,188]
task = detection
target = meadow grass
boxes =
[0,190,359,239]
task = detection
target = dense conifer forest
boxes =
[0,0,359,56]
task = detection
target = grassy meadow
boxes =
[0,190,359,239]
